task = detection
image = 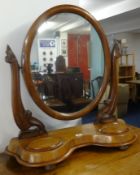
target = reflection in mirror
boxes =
[30,13,104,112]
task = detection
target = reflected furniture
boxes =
[5,5,137,168]
[44,72,83,100]
[34,72,90,111]
[1,126,140,174]
[55,55,66,72]
[91,76,103,98]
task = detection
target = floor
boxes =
[82,101,140,128]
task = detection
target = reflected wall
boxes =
[29,13,105,112]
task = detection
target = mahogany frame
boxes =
[22,5,111,120]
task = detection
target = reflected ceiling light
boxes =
[84,26,90,32]
[59,20,86,32]
[38,21,57,34]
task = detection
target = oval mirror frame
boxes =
[22,4,111,120]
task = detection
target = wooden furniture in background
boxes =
[1,126,140,175]
[45,72,83,101]
[37,72,89,112]
[118,53,135,83]
[117,53,135,100]
[55,55,66,72]
[127,79,140,102]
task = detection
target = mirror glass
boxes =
[30,13,104,113]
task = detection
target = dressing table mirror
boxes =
[5,5,137,167]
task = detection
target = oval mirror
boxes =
[22,5,111,120]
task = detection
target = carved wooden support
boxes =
[96,40,121,123]
[5,45,47,138]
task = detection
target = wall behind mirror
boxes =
[0,0,80,152]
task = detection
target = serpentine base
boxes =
[6,119,137,167]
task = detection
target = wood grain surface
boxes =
[2,126,140,174]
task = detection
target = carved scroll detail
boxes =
[5,45,47,138]
[97,40,121,123]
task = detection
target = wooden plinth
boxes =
[0,126,140,175]
[6,119,137,167]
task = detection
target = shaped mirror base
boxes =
[6,119,137,167]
